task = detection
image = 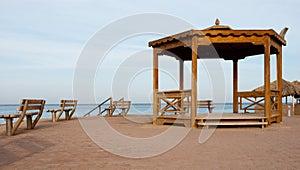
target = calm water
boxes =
[0,103,237,124]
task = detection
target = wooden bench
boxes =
[105,99,131,116]
[47,100,77,122]
[0,99,46,136]
[184,100,214,113]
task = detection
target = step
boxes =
[197,121,268,126]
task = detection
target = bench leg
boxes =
[6,118,13,136]
[51,111,57,122]
[106,109,111,117]
[26,115,33,129]
[65,111,70,120]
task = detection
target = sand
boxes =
[0,115,300,169]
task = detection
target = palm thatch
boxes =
[252,79,300,97]
[291,80,300,98]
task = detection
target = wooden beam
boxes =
[204,36,265,45]
[276,47,283,122]
[153,48,159,125]
[233,59,238,113]
[191,36,198,127]
[179,59,184,90]
[264,37,271,124]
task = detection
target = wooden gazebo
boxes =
[149,19,287,127]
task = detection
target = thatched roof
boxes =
[252,79,300,97]
[291,81,300,98]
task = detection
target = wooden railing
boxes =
[156,90,192,116]
[84,97,112,117]
[237,90,279,114]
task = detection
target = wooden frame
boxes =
[47,100,77,122]
[155,90,191,117]
[0,99,46,136]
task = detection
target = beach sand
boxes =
[0,115,300,169]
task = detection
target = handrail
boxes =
[84,97,112,117]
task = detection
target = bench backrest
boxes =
[60,100,77,113]
[18,99,46,114]
[112,101,131,108]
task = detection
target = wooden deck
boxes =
[155,113,280,128]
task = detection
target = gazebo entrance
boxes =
[149,20,287,128]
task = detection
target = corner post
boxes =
[191,36,198,127]
[276,47,283,122]
[233,59,238,113]
[153,48,159,125]
[264,37,271,124]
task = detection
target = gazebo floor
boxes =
[155,113,280,128]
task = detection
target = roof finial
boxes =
[215,18,220,26]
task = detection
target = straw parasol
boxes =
[291,80,300,99]
[253,79,300,97]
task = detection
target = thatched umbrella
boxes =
[253,79,300,115]
[291,80,300,99]
[253,79,300,97]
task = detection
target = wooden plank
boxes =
[61,103,76,107]
[24,105,43,110]
[196,114,267,120]
[25,112,39,116]
[198,122,268,126]
[20,99,44,104]
[196,117,267,120]
[61,100,77,103]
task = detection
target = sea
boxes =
[0,103,240,125]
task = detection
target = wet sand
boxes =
[0,115,300,169]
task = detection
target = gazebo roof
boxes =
[149,19,286,61]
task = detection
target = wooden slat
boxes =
[19,105,43,110]
[25,112,39,116]
[196,117,267,120]
[61,103,76,107]
[20,99,45,104]
[198,121,268,126]
[61,100,77,102]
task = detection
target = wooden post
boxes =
[153,48,159,125]
[276,48,283,122]
[292,96,295,116]
[233,59,238,113]
[6,118,13,136]
[52,111,56,122]
[191,36,198,127]
[26,115,33,129]
[264,37,271,124]
[179,59,184,90]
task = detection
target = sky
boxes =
[0,0,299,104]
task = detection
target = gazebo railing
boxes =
[237,91,279,114]
[156,90,192,116]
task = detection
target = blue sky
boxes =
[0,0,299,104]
